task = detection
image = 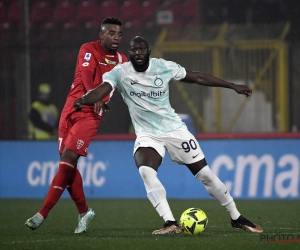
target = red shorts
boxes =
[58,111,102,156]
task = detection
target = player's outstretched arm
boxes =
[74,82,113,111]
[182,70,252,97]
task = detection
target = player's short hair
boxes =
[101,17,122,29]
[130,36,149,48]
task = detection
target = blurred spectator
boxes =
[28,83,59,140]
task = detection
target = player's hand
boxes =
[73,97,85,111]
[94,100,110,115]
[234,85,252,97]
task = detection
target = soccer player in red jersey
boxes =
[25,17,128,233]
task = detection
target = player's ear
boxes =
[148,49,151,56]
[99,31,103,40]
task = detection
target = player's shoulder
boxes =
[151,58,173,66]
[150,58,178,70]
[80,41,99,51]
[108,61,128,73]
[117,61,131,69]
[151,58,165,63]
[108,62,131,78]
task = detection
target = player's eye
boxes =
[129,48,147,53]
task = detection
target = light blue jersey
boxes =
[103,58,187,134]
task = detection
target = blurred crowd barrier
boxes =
[1,138,299,199]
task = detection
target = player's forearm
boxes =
[197,72,235,89]
[82,88,103,105]
[82,82,112,105]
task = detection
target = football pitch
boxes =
[0,199,299,250]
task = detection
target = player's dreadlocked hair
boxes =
[101,17,122,30]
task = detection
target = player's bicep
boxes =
[181,70,199,83]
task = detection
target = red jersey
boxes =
[60,40,128,119]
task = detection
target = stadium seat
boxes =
[53,0,75,24]
[31,20,57,46]
[157,0,184,27]
[0,2,7,23]
[182,0,199,26]
[122,19,144,41]
[98,0,119,19]
[0,21,10,46]
[6,0,21,24]
[141,0,161,28]
[30,0,52,25]
[76,0,98,24]
[58,19,80,46]
[119,0,141,24]
[118,0,144,36]
[0,21,16,45]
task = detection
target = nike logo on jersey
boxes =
[192,154,199,158]
[130,80,139,85]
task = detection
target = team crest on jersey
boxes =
[76,139,84,149]
[82,62,89,67]
[154,77,163,87]
[105,58,117,65]
[84,53,91,61]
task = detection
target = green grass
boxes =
[0,199,299,250]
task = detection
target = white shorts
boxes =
[133,125,205,165]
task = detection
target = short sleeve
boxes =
[164,60,186,80]
[77,44,97,72]
[102,65,122,89]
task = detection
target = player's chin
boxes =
[110,44,119,51]
[134,58,144,64]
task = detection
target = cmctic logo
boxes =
[260,234,300,243]
[211,153,300,198]
[27,153,107,187]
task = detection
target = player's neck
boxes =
[100,44,116,55]
[134,65,148,72]
[132,62,149,72]
[102,48,116,55]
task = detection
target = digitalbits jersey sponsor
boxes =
[103,58,186,134]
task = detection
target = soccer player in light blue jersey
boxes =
[74,36,263,235]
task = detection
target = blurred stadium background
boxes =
[0,0,300,139]
[1,4,299,245]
